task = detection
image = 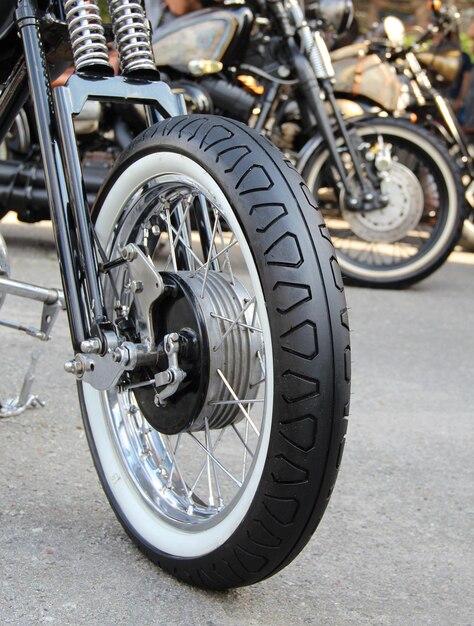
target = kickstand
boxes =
[0,350,45,418]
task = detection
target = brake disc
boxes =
[341,162,424,243]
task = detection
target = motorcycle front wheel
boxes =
[302,118,464,288]
[80,116,350,589]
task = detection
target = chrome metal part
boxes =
[87,159,270,530]
[154,333,186,406]
[0,231,9,311]
[0,276,64,307]
[65,351,123,390]
[112,342,156,368]
[65,339,156,390]
[174,270,262,430]
[0,276,65,341]
[374,136,392,172]
[108,0,156,75]
[63,241,165,391]
[123,243,164,345]
[466,180,474,209]
[287,0,334,79]
[64,0,112,73]
[341,162,424,243]
[0,351,45,418]
[80,337,102,353]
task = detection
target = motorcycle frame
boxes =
[0,0,184,352]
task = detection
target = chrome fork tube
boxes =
[283,0,380,208]
[15,0,91,349]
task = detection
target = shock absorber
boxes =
[285,0,334,80]
[107,0,157,76]
[63,0,113,74]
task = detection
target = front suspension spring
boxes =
[63,0,112,73]
[107,0,156,75]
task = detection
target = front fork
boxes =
[280,0,387,212]
[6,0,184,388]
[407,50,474,209]
[432,94,474,209]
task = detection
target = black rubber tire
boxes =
[80,115,350,589]
[302,117,464,288]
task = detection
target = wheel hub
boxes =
[133,270,262,435]
[341,162,424,243]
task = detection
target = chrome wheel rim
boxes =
[92,160,272,539]
[305,124,456,278]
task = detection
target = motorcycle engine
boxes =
[171,78,256,122]
[170,80,214,114]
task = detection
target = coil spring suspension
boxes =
[286,0,334,80]
[107,0,156,75]
[64,0,112,73]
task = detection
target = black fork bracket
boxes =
[15,0,185,351]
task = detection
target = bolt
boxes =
[122,244,138,262]
[154,393,166,407]
[80,338,101,354]
[64,359,84,376]
[113,347,129,365]
[151,224,160,236]
[130,280,144,294]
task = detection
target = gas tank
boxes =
[415,48,461,86]
[152,7,253,73]
[331,44,404,113]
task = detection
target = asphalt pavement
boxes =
[0,216,473,626]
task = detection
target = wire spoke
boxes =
[216,369,260,437]
[209,398,264,406]
[188,432,242,488]
[217,218,235,284]
[162,434,192,503]
[205,418,223,509]
[231,422,255,460]
[189,428,226,497]
[212,296,258,352]
[200,210,221,298]
[210,312,263,334]
[191,238,238,278]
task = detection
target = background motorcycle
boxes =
[330,0,474,250]
[149,0,464,288]
[0,0,350,589]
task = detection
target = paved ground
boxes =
[0,217,472,626]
